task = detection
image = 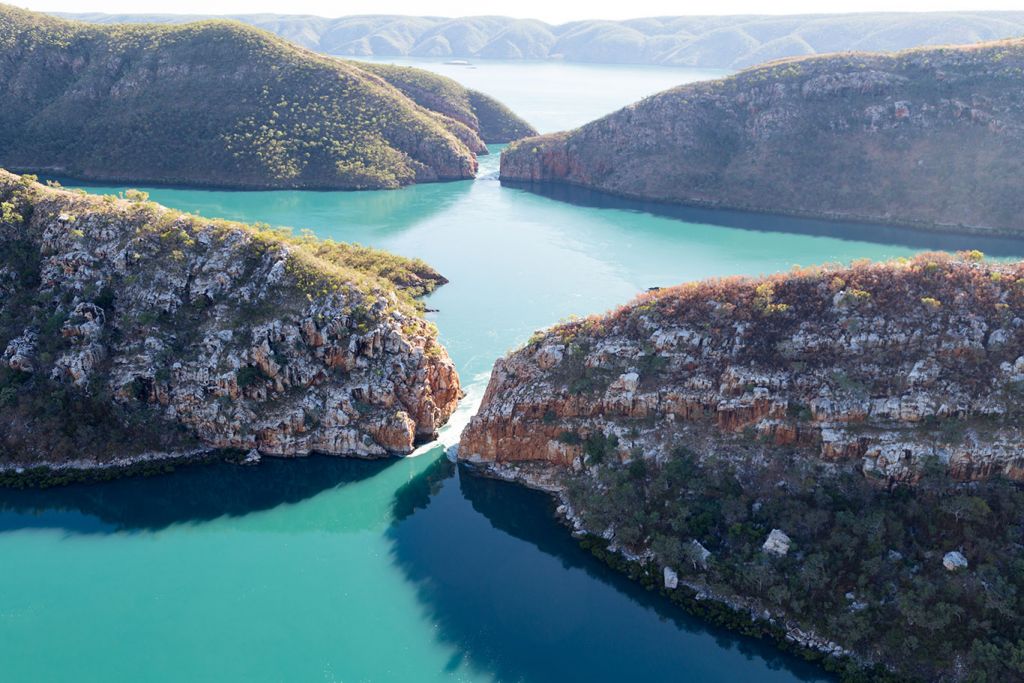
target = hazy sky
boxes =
[19,0,1024,24]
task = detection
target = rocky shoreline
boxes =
[0,442,433,488]
[461,457,870,677]
[0,447,216,488]
[458,253,1024,680]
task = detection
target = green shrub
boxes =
[236,365,268,388]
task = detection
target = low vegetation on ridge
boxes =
[501,39,1024,235]
[61,11,1024,69]
[353,62,537,143]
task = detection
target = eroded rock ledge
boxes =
[462,253,1024,484]
[0,170,460,472]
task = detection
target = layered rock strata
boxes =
[462,254,1024,483]
[0,170,460,471]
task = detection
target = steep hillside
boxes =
[501,41,1024,235]
[0,6,494,189]
[61,11,1024,69]
[460,254,1024,679]
[354,62,537,143]
[0,170,461,480]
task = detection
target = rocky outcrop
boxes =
[0,6,522,190]
[501,40,1024,235]
[943,550,969,571]
[461,254,1024,484]
[0,170,460,472]
[762,529,792,556]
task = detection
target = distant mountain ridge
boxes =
[60,11,1024,69]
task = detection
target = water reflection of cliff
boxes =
[387,460,832,683]
[0,456,393,534]
[503,179,1024,257]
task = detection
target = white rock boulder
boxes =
[943,551,968,571]
[663,566,679,589]
[688,540,711,568]
[763,529,792,556]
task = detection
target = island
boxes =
[0,5,535,190]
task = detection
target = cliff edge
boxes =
[462,253,1024,483]
[459,254,1024,679]
[0,170,460,474]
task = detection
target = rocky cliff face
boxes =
[501,40,1024,235]
[0,170,460,472]
[0,6,513,190]
[462,254,1024,484]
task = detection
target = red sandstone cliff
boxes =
[461,254,1024,484]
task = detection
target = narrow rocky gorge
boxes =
[0,170,460,475]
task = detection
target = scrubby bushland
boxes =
[354,62,537,144]
[0,5,532,189]
[569,447,1024,681]
[461,253,1024,680]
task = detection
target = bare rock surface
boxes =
[462,253,1024,485]
[458,253,1024,678]
[0,170,460,473]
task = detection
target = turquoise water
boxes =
[5,68,1022,683]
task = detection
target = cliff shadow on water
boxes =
[387,458,833,683]
[501,180,1024,258]
[0,456,395,535]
